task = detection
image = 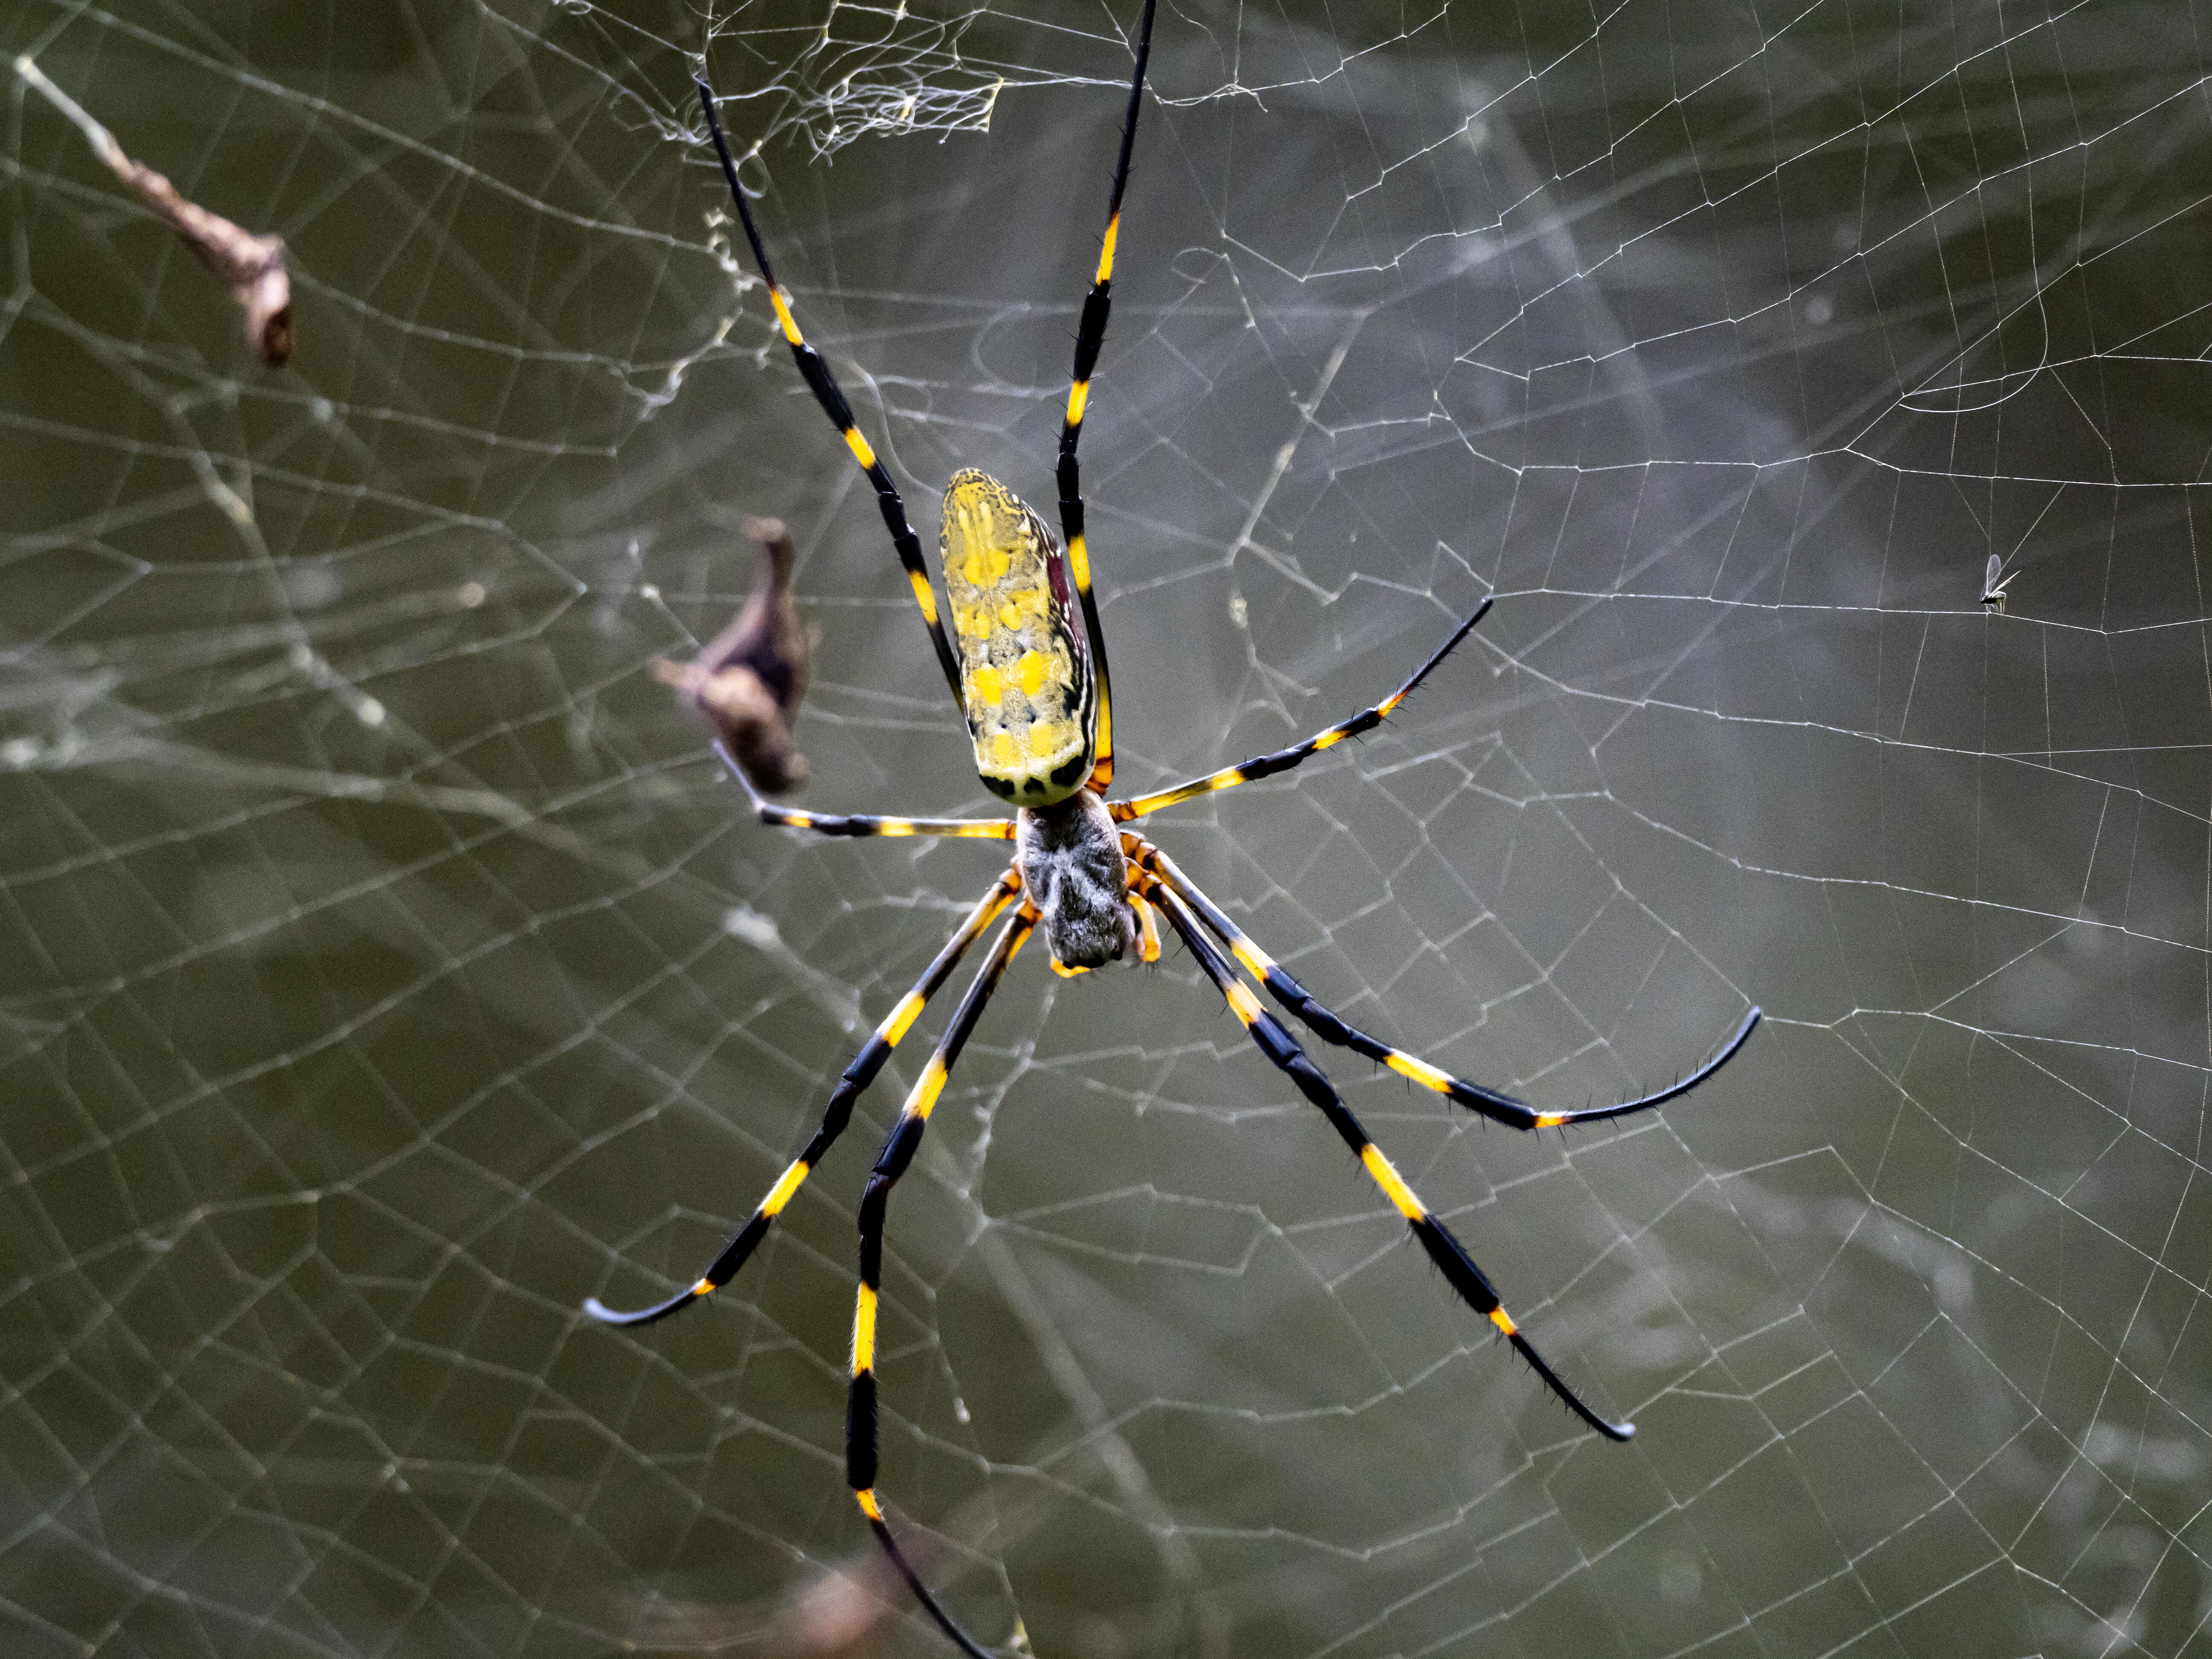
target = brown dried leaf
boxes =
[17,55,292,366]
[656,516,815,792]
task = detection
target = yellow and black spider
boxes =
[589,7,1760,1651]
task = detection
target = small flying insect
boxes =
[1982,553,2015,614]
[585,9,1761,1653]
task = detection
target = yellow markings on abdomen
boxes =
[1359,1144,1426,1222]
[940,469,1095,805]
[853,1284,878,1374]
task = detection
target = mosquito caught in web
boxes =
[586,6,1761,1651]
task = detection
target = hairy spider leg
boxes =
[1112,598,1493,821]
[850,907,1038,1659]
[716,740,1016,840]
[1133,838,1761,1129]
[583,868,1023,1328]
[1057,0,1161,794]
[695,78,964,708]
[1127,885,1162,962]
[1144,879,1636,1441]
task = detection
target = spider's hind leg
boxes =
[847,906,1038,1659]
[1143,876,1636,1441]
[582,866,1022,1328]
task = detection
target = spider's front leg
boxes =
[716,740,1016,841]
[1111,598,1493,822]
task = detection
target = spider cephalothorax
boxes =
[1015,787,1135,969]
[588,17,1760,1656]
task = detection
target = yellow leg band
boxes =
[760,1159,810,1217]
[853,1284,878,1374]
[1488,1307,1517,1336]
[1359,1144,1426,1222]
[1066,378,1090,428]
[1095,211,1120,283]
[1228,937,1273,981]
[770,288,803,346]
[843,426,879,469]
[882,990,927,1045]
[1224,982,1266,1028]
[1384,1051,1454,1094]
[908,569,940,623]
[906,1057,949,1121]
[856,1488,884,1521]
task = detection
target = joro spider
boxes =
[589,8,1760,1653]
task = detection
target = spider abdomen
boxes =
[940,469,1097,806]
[1016,789,1135,969]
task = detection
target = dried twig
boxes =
[15,54,292,367]
[655,516,815,793]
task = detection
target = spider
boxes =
[588,8,1760,1652]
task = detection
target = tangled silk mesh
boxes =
[4,0,2211,1655]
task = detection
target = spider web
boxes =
[3,0,2209,1654]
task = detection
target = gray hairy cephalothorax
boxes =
[1016,788,1136,969]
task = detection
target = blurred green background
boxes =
[4,1,2210,1655]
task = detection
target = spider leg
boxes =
[1112,599,1493,821]
[1132,838,1759,1130]
[850,906,1037,1659]
[695,78,964,708]
[716,740,1015,841]
[584,867,1022,1328]
[1057,0,1161,793]
[1144,879,1635,1441]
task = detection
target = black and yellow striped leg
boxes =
[583,869,1023,1329]
[1113,598,1493,821]
[695,78,964,707]
[850,907,1037,1659]
[1132,839,1760,1130]
[715,740,1016,841]
[1056,0,1159,793]
[1144,879,1635,1442]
